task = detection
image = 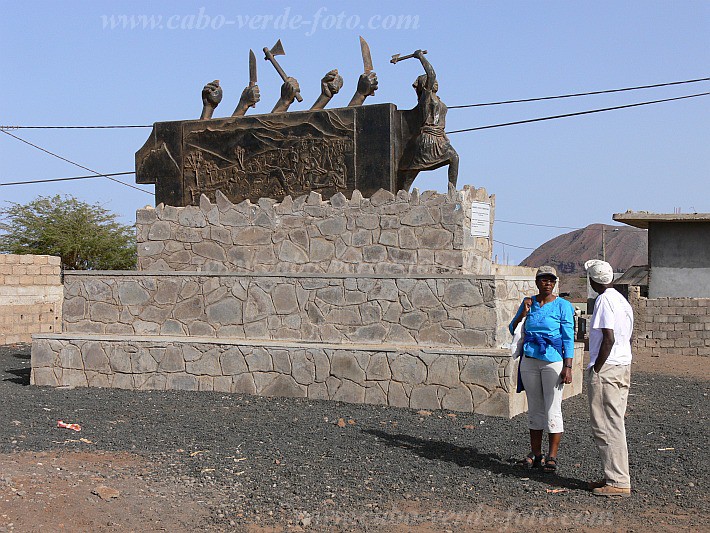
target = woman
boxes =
[509,266,575,472]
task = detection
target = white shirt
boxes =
[588,288,634,368]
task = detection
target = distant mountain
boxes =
[520,224,647,300]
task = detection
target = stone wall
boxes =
[136,186,494,275]
[31,335,585,418]
[62,272,533,351]
[29,187,579,417]
[629,286,710,356]
[0,254,62,345]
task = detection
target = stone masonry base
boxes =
[31,334,583,418]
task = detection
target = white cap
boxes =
[584,259,614,284]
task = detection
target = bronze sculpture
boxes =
[393,49,459,190]
[200,38,378,118]
[141,40,460,207]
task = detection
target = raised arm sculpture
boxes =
[392,49,459,191]
[310,69,344,110]
[199,80,222,120]
[232,49,261,117]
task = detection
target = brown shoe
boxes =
[587,479,606,490]
[592,485,631,497]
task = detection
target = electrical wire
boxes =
[1,76,707,130]
[495,219,647,232]
[493,239,537,250]
[0,130,153,195]
[0,171,135,187]
[446,91,710,134]
[448,76,710,108]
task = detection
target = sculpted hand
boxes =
[281,77,300,103]
[200,80,222,120]
[348,72,378,106]
[202,80,222,109]
[320,69,343,98]
[241,85,260,107]
[356,72,378,97]
[232,84,261,117]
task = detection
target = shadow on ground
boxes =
[364,429,587,491]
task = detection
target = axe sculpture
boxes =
[390,49,428,64]
[264,39,303,103]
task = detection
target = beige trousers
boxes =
[587,364,631,488]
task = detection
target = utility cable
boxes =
[495,219,647,232]
[446,91,710,134]
[0,130,153,195]
[448,76,710,109]
[0,171,135,187]
[1,76,707,131]
[493,239,537,250]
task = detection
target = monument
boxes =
[135,41,457,207]
[31,39,583,417]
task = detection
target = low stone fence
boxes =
[31,334,584,418]
[0,254,62,345]
[62,272,533,351]
[629,286,710,356]
[136,186,494,275]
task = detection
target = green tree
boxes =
[0,195,136,270]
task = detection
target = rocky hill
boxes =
[520,224,647,300]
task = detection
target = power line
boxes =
[1,76,707,131]
[449,76,710,109]
[495,219,647,232]
[493,239,537,250]
[446,91,710,134]
[0,171,135,187]
[0,130,153,195]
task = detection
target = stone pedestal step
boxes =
[31,333,573,418]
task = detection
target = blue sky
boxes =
[1,1,708,264]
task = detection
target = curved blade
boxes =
[359,36,373,73]
[249,49,257,86]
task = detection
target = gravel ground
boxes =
[1,343,708,532]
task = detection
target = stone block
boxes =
[83,342,111,372]
[59,344,84,370]
[409,385,440,409]
[333,379,366,403]
[427,355,460,387]
[262,375,307,398]
[389,353,426,384]
[245,347,272,372]
[166,374,198,391]
[460,357,500,387]
[442,386,474,412]
[117,281,150,306]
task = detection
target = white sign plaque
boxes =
[470,201,491,238]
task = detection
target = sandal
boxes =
[543,456,558,473]
[518,452,545,469]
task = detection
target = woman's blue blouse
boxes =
[509,297,575,362]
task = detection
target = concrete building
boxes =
[613,212,710,298]
[613,212,710,357]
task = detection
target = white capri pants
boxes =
[520,356,564,433]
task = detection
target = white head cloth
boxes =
[584,259,614,284]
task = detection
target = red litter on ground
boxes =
[57,420,81,432]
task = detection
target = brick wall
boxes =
[629,286,710,356]
[0,254,63,345]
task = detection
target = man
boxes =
[584,259,634,497]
